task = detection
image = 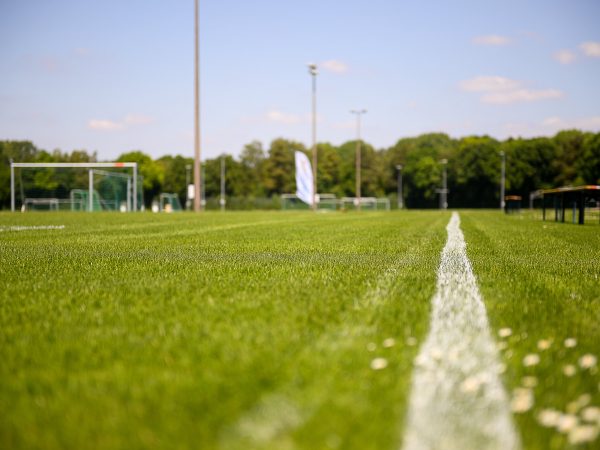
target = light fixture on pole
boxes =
[396,164,403,209]
[193,0,202,212]
[308,63,318,211]
[500,151,506,210]
[350,109,367,211]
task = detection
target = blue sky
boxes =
[1,0,599,160]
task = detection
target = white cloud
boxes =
[124,114,154,125]
[553,49,576,64]
[460,76,563,105]
[88,119,123,131]
[321,60,348,74]
[265,110,302,125]
[472,35,511,46]
[459,76,521,92]
[580,41,600,57]
[543,116,600,130]
[88,114,154,131]
[482,89,563,104]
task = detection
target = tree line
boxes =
[1,129,599,210]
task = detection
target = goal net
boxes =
[341,197,391,211]
[159,193,183,212]
[281,193,339,211]
[10,162,141,212]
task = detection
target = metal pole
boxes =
[351,109,367,211]
[193,0,202,212]
[220,155,225,211]
[500,151,506,210]
[185,164,191,210]
[127,177,131,211]
[10,160,15,212]
[439,159,448,210]
[396,164,403,209]
[202,163,205,207]
[308,64,318,211]
[88,169,93,212]
[133,164,138,212]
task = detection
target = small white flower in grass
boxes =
[382,338,395,348]
[522,376,538,388]
[537,339,551,350]
[565,338,577,348]
[498,328,512,338]
[370,357,388,370]
[537,409,561,427]
[366,342,376,352]
[430,348,443,361]
[406,337,417,346]
[568,425,599,445]
[460,376,481,394]
[563,365,577,377]
[557,414,579,433]
[579,354,597,369]
[523,354,540,367]
[581,406,600,423]
[511,388,534,413]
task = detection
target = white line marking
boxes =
[0,225,65,232]
[401,212,521,450]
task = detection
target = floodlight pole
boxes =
[440,158,448,210]
[10,160,15,212]
[133,163,138,211]
[351,109,367,211]
[220,154,226,211]
[308,63,318,211]
[396,164,403,209]
[193,0,202,212]
[185,164,191,210]
[500,151,506,210]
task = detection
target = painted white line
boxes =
[401,212,520,450]
[0,225,65,232]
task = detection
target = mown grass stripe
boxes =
[401,212,520,450]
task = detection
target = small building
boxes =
[504,195,522,214]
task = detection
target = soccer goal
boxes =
[281,193,340,210]
[341,197,391,211]
[159,193,183,212]
[10,162,141,212]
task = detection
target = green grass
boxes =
[0,211,448,450]
[461,211,600,450]
[1,210,599,449]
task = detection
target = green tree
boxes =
[262,138,305,195]
[0,141,39,209]
[579,132,600,184]
[117,151,164,207]
[239,141,266,197]
[452,136,501,208]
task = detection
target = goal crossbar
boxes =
[10,162,139,212]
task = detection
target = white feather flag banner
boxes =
[295,151,314,205]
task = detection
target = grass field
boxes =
[0,210,599,449]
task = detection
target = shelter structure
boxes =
[531,185,600,225]
[504,195,522,214]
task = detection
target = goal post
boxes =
[10,162,139,212]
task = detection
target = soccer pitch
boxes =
[0,211,598,449]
